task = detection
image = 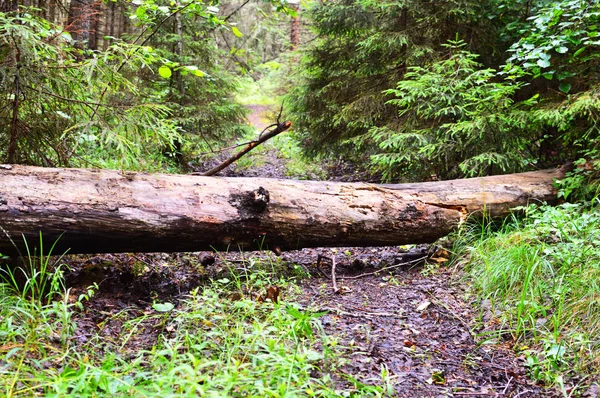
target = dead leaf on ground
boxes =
[416,300,431,311]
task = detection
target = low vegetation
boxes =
[0,249,393,397]
[458,196,600,391]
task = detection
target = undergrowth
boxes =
[458,201,600,392]
[0,245,386,397]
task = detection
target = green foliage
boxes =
[274,134,327,180]
[497,1,600,186]
[556,159,600,201]
[533,83,600,164]
[127,0,255,167]
[364,41,538,181]
[289,0,512,171]
[0,3,274,171]
[507,0,600,90]
[459,202,600,387]
[0,233,67,306]
[0,252,398,397]
[0,12,184,169]
[289,0,600,183]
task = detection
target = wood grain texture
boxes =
[0,165,566,255]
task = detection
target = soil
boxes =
[295,248,542,397]
[64,247,549,396]
[62,105,557,396]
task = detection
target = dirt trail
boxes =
[295,248,543,396]
[245,104,273,132]
[65,247,547,396]
[63,109,553,396]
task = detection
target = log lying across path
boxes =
[0,164,568,255]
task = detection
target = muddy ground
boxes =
[64,245,551,397]
[63,106,559,396]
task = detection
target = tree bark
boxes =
[67,0,100,49]
[289,0,300,50]
[0,164,569,255]
[0,0,18,12]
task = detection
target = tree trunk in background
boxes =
[0,0,18,12]
[67,0,100,49]
[168,1,186,167]
[289,0,300,49]
[0,165,569,255]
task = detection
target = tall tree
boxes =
[289,0,300,49]
[289,0,599,181]
[66,0,101,49]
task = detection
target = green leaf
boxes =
[231,26,243,38]
[183,65,205,77]
[557,71,575,80]
[158,65,172,79]
[537,59,551,68]
[153,302,174,312]
[542,72,554,80]
[556,46,568,54]
[573,47,586,57]
[135,6,147,20]
[559,82,572,94]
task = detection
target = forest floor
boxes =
[64,247,550,397]
[56,105,560,396]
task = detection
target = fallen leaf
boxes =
[229,292,243,301]
[435,248,450,258]
[339,286,353,294]
[265,286,280,303]
[416,300,431,311]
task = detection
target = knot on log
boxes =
[250,187,270,211]
[229,187,270,217]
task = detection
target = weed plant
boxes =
[458,202,600,390]
[0,246,386,397]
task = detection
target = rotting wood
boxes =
[0,164,569,255]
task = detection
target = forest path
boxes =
[61,107,550,396]
[245,104,273,133]
[293,247,545,396]
[66,247,548,396]
[223,107,547,395]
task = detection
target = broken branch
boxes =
[192,120,292,177]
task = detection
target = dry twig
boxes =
[331,256,339,293]
[191,103,291,176]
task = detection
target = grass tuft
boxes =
[458,202,600,388]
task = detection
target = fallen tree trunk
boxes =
[0,164,568,255]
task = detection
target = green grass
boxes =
[0,247,388,397]
[457,202,600,390]
[235,61,290,107]
[272,134,327,180]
